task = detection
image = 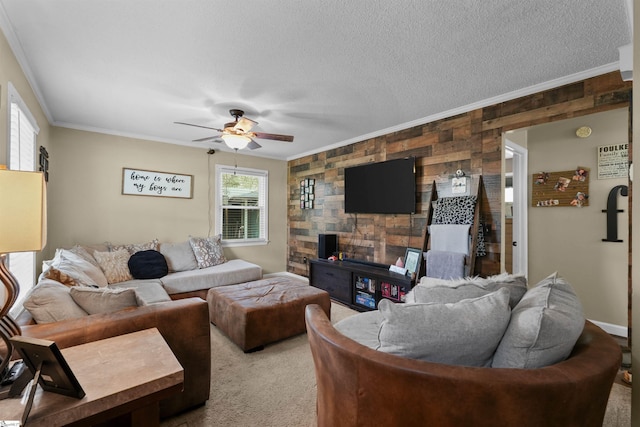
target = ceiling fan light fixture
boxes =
[221,133,251,150]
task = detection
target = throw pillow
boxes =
[69,286,138,315]
[377,288,511,367]
[68,245,101,269]
[189,235,227,269]
[23,279,89,323]
[93,248,133,284]
[159,241,198,272]
[43,248,108,288]
[112,239,159,255]
[127,250,169,279]
[491,272,584,369]
[411,273,527,308]
[110,280,172,306]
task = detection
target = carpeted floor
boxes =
[161,301,630,427]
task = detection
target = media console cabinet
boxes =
[309,259,414,311]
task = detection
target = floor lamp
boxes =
[0,169,47,393]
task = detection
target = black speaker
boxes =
[318,234,338,259]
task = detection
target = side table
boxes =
[0,328,183,427]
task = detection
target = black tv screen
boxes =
[344,157,416,214]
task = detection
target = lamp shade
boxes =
[221,134,251,150]
[0,169,47,253]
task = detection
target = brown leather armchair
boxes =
[305,304,621,427]
[19,297,211,419]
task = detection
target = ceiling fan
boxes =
[175,109,294,150]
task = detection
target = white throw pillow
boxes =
[43,248,108,288]
[377,288,511,367]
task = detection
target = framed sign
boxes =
[597,143,628,179]
[122,168,193,199]
[404,247,422,279]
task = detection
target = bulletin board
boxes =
[531,167,589,207]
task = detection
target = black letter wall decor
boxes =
[602,185,628,242]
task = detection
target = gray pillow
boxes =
[110,279,172,306]
[335,310,385,349]
[410,273,527,308]
[377,288,511,367]
[69,286,138,315]
[23,279,89,323]
[159,241,198,272]
[491,272,584,369]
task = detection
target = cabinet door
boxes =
[311,263,352,303]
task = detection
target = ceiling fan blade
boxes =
[253,132,294,142]
[234,117,257,133]
[175,121,223,132]
[192,135,222,143]
[247,139,262,150]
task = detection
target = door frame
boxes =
[504,137,528,278]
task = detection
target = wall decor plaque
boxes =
[122,168,193,199]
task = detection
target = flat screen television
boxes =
[344,157,416,214]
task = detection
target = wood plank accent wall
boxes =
[288,72,632,277]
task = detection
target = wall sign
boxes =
[122,168,193,199]
[597,143,628,179]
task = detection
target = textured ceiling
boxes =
[0,0,632,160]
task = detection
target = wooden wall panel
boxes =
[287,72,632,277]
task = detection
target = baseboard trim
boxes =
[264,272,309,283]
[590,319,627,338]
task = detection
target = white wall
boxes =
[48,127,289,274]
[528,108,629,328]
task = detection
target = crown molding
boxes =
[288,62,621,161]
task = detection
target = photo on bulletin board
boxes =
[531,167,590,207]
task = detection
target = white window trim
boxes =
[215,164,269,247]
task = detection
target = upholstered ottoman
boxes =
[207,277,331,352]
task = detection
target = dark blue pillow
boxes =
[127,250,168,279]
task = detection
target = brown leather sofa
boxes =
[18,297,211,419]
[305,304,621,427]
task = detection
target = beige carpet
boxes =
[161,302,630,427]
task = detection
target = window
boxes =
[7,83,40,317]
[215,165,268,245]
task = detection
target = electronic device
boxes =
[344,157,416,214]
[318,234,338,259]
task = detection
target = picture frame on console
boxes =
[403,248,422,280]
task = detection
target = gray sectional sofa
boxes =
[20,236,262,324]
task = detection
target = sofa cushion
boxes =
[492,272,584,369]
[23,279,89,323]
[109,279,172,306]
[69,286,138,314]
[335,310,385,349]
[160,259,262,295]
[112,239,159,255]
[189,235,227,268]
[410,273,527,308]
[127,250,169,279]
[44,248,108,288]
[159,241,198,272]
[377,288,511,367]
[93,248,134,284]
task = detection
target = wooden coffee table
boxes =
[0,328,183,427]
